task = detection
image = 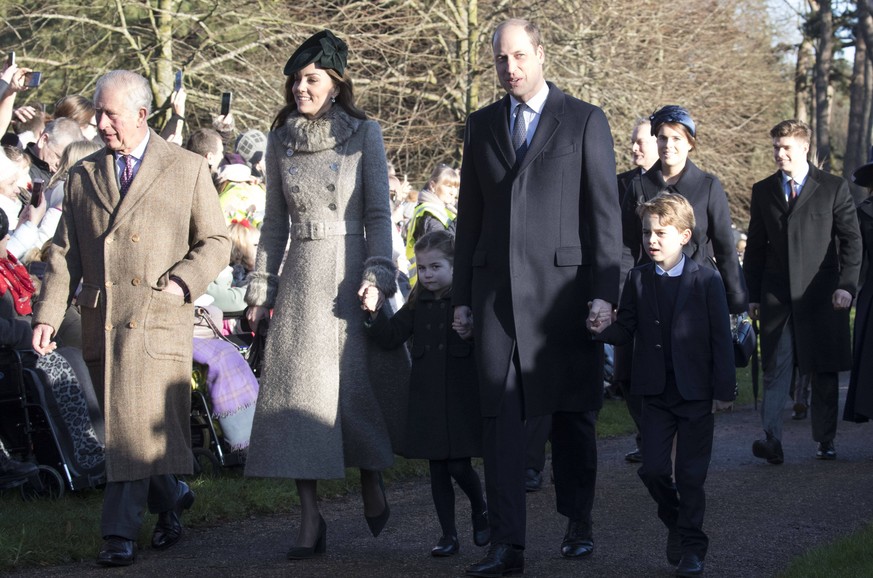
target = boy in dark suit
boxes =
[589,192,735,577]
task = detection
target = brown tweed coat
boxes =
[244,108,409,480]
[33,130,231,481]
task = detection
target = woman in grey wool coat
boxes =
[244,30,409,560]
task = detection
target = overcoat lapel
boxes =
[85,149,120,215]
[517,88,561,174]
[765,172,790,214]
[791,169,819,214]
[489,96,516,170]
[109,130,176,234]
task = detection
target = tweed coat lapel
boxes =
[108,129,175,234]
[488,95,516,170]
[84,148,120,215]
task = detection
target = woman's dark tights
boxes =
[429,458,485,537]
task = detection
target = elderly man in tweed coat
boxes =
[32,70,230,567]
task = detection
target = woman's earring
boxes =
[331,96,336,103]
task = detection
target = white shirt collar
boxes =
[655,254,686,277]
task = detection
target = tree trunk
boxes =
[846,7,868,193]
[795,36,813,124]
[812,0,834,171]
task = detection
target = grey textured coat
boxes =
[244,108,409,480]
[33,131,231,481]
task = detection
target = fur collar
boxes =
[280,107,360,153]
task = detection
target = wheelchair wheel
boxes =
[20,465,65,500]
[191,447,220,479]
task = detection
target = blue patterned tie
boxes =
[511,103,529,162]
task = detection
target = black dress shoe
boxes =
[97,536,136,567]
[466,543,524,577]
[675,552,705,576]
[431,534,459,557]
[752,434,784,465]
[816,441,836,460]
[151,480,195,550]
[472,506,491,547]
[560,520,594,558]
[666,527,682,565]
[524,468,541,492]
[287,516,327,560]
[624,449,643,463]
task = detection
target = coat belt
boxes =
[290,220,364,240]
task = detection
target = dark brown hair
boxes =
[271,67,366,131]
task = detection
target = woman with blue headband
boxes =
[622,105,748,315]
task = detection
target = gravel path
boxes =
[8,381,873,578]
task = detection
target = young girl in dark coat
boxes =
[362,229,489,556]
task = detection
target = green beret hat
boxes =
[283,30,348,77]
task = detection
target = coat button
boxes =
[655,344,662,349]
[131,234,140,243]
[425,344,431,351]
[106,237,114,244]
[128,320,138,329]
[104,323,112,331]
[299,206,307,213]
[288,166,299,175]
[328,203,337,210]
[291,185,300,193]
[131,278,141,286]
[329,162,339,172]
[286,148,294,157]
[327,184,336,192]
[438,343,444,350]
[426,323,431,330]
[654,320,660,325]
[104,281,113,288]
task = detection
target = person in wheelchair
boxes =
[0,206,40,485]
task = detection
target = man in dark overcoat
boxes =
[452,18,622,576]
[32,70,230,566]
[744,119,861,464]
[614,117,659,464]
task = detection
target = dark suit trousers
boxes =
[101,475,182,540]
[638,380,713,558]
[483,347,597,547]
[525,415,551,472]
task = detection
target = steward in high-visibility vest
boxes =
[405,190,457,286]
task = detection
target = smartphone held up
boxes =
[220,92,232,117]
[30,178,45,208]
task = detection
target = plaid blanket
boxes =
[192,338,259,449]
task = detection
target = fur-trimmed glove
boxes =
[362,256,398,298]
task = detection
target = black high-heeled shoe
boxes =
[364,473,390,537]
[287,516,326,560]
[472,505,490,547]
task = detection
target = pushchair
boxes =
[190,306,259,477]
[0,346,105,499]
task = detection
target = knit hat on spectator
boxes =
[236,130,267,166]
[852,146,873,188]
